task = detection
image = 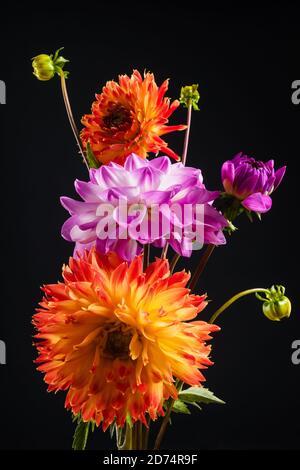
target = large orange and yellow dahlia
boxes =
[80,70,186,165]
[33,250,219,430]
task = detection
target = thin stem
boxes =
[209,288,269,324]
[143,244,150,271]
[188,244,215,291]
[154,399,175,450]
[181,104,192,165]
[161,243,169,259]
[154,381,183,450]
[161,105,192,260]
[59,73,89,170]
[169,253,180,273]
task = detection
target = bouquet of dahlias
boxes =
[32,49,290,450]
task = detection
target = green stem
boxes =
[154,381,183,450]
[161,242,169,259]
[209,288,270,324]
[181,104,192,165]
[59,72,89,169]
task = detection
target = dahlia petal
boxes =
[130,333,143,360]
[141,190,172,204]
[274,166,286,190]
[114,239,142,262]
[70,225,96,243]
[100,165,134,188]
[242,193,272,213]
[169,235,193,257]
[135,166,161,192]
[221,161,235,192]
[124,153,147,171]
[204,228,227,245]
[265,159,274,170]
[60,197,98,215]
[235,174,257,198]
[61,216,78,241]
[263,175,276,193]
[148,156,171,172]
[74,180,103,202]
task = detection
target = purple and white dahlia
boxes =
[222,152,286,214]
[61,154,227,261]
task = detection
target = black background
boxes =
[0,4,299,450]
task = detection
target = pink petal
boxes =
[242,193,272,213]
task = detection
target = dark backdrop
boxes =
[0,5,299,450]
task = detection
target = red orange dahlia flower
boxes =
[80,70,186,165]
[33,249,219,430]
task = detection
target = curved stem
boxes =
[209,288,270,324]
[188,244,215,291]
[59,73,89,170]
[181,104,192,165]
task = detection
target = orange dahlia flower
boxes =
[80,70,186,165]
[33,250,219,430]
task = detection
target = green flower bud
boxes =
[31,47,69,81]
[262,298,291,321]
[32,54,56,81]
[180,84,200,110]
[256,285,291,321]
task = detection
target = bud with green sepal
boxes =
[32,47,69,81]
[209,284,291,324]
[180,84,200,110]
[256,285,291,321]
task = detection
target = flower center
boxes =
[102,103,132,132]
[103,327,132,359]
[247,158,264,170]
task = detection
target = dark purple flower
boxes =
[221,152,286,214]
[60,154,227,261]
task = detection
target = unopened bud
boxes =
[180,84,200,110]
[32,48,69,81]
[256,285,291,321]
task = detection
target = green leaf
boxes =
[72,413,80,423]
[172,399,191,414]
[72,418,91,450]
[86,141,100,169]
[179,387,225,406]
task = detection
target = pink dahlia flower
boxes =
[61,154,227,261]
[222,152,286,213]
